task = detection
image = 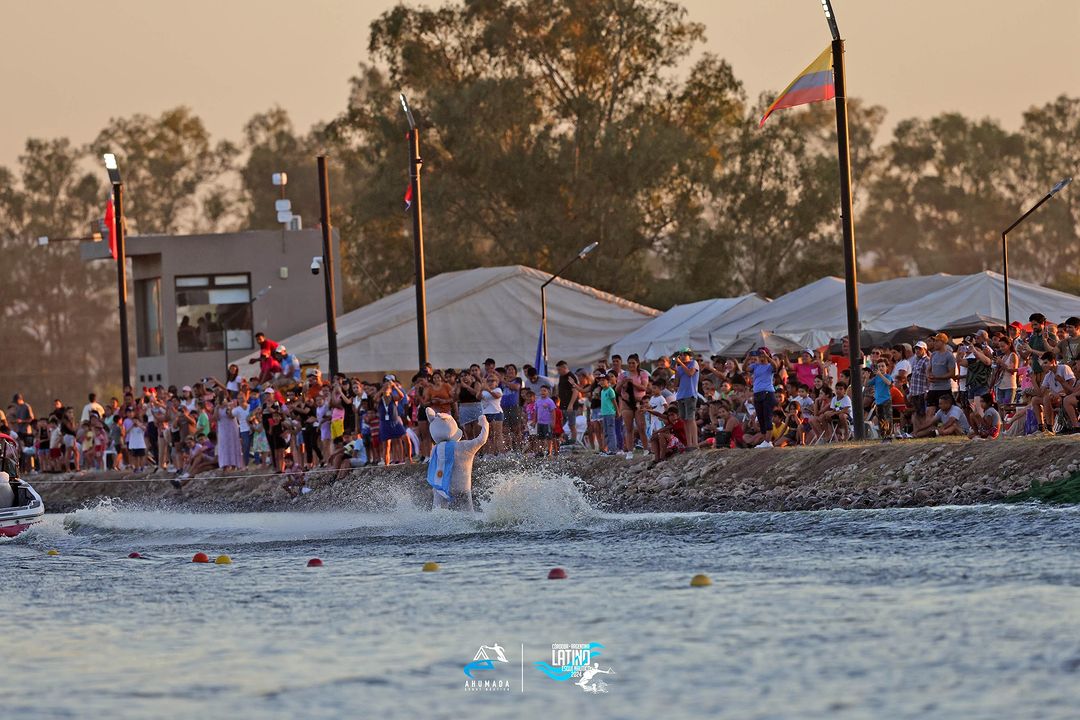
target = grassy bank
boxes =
[1005,472,1080,505]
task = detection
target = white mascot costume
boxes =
[426,408,489,511]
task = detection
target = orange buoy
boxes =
[192,552,210,563]
[547,567,567,579]
[307,558,324,567]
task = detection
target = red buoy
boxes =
[128,552,142,559]
[192,552,210,563]
[547,567,567,579]
[307,558,324,567]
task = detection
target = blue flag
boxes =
[534,322,547,378]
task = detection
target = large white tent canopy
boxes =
[261,265,658,374]
[608,294,766,359]
[710,271,1078,354]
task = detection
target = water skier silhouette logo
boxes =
[464,643,509,678]
[574,662,615,694]
[534,642,615,693]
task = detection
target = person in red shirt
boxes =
[645,406,686,462]
[255,350,283,385]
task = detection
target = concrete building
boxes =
[81,229,341,390]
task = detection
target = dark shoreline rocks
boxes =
[34,435,1080,515]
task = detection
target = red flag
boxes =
[104,199,117,260]
[403,183,413,212]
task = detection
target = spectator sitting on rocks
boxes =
[1036,352,1076,433]
[714,401,744,448]
[645,405,685,463]
[968,393,1002,440]
[177,432,216,479]
[914,394,970,438]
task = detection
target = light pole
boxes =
[225,285,272,376]
[540,242,599,371]
[820,0,865,440]
[103,153,131,390]
[1001,177,1072,327]
[273,172,291,252]
[400,92,429,371]
[316,156,339,377]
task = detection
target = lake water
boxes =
[4,469,1080,719]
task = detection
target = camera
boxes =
[310,256,323,275]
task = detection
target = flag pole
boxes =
[401,94,429,371]
[822,0,865,439]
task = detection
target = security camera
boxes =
[310,256,323,275]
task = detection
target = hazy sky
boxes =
[3,0,1078,169]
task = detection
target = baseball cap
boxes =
[914,341,928,350]
[933,332,950,344]
[1009,321,1024,328]
[384,374,396,382]
[802,348,814,356]
[676,346,692,355]
[181,385,192,392]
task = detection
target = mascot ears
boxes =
[426,407,463,442]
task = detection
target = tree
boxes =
[0,138,119,408]
[92,107,238,234]
[332,0,745,306]
[860,113,1024,278]
[238,107,325,230]
[1012,95,1080,290]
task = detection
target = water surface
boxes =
[5,470,1080,719]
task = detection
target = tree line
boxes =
[2,0,1077,408]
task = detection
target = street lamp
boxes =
[400,92,429,371]
[539,242,599,372]
[1001,176,1072,327]
[224,285,272,376]
[103,152,131,389]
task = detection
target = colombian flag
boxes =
[759,46,835,128]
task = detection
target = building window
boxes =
[175,274,252,353]
[135,278,164,357]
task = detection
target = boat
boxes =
[0,433,45,537]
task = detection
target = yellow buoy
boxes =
[46,549,60,556]
[215,554,233,565]
[690,573,712,587]
[422,561,440,572]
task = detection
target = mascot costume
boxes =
[426,408,489,511]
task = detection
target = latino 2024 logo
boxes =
[462,642,615,694]
[534,642,616,694]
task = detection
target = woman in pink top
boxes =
[617,354,650,455]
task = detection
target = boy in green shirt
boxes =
[599,373,618,454]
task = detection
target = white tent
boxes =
[718,330,803,356]
[608,294,767,359]
[260,265,658,374]
[706,277,846,352]
[790,274,962,347]
[867,271,1080,334]
[708,271,1079,352]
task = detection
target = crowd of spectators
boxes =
[2,314,1078,479]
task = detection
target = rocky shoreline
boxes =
[33,435,1080,515]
